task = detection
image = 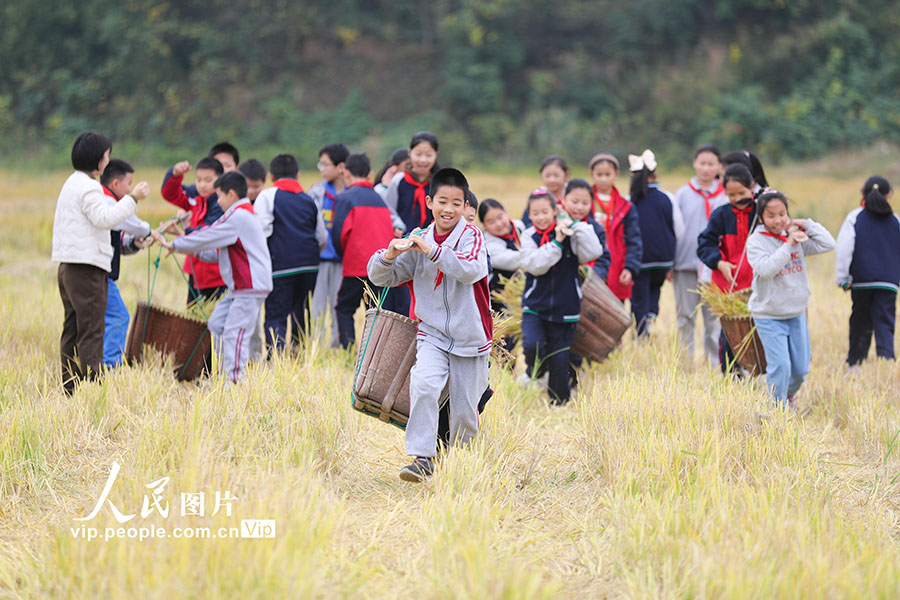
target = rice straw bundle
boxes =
[696,283,751,318]
[490,272,525,339]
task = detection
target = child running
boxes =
[746,191,835,409]
[368,168,491,482]
[520,189,602,405]
[589,153,642,302]
[835,176,900,366]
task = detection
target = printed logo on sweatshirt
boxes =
[778,251,804,277]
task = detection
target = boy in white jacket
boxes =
[161,172,273,383]
[51,132,150,394]
[367,168,490,482]
[746,191,835,408]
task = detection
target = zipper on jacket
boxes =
[443,276,453,352]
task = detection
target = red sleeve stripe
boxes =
[455,225,483,262]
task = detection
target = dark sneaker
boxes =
[399,457,434,482]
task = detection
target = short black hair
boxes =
[238,159,266,182]
[540,155,569,174]
[345,152,371,178]
[429,167,469,199]
[319,143,350,166]
[527,189,555,212]
[71,131,112,172]
[564,178,593,197]
[478,198,505,223]
[269,153,299,179]
[214,171,248,199]
[694,144,721,160]
[100,159,134,187]
[209,142,239,165]
[465,189,478,210]
[196,157,224,176]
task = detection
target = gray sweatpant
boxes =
[311,260,342,347]
[208,292,265,383]
[406,338,489,458]
[673,270,720,366]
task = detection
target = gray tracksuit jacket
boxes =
[745,220,835,319]
[367,217,492,357]
[172,199,273,297]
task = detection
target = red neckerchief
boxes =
[102,184,119,201]
[432,228,452,290]
[273,178,304,194]
[688,180,724,219]
[234,201,256,215]
[348,180,375,189]
[731,202,756,251]
[499,223,520,248]
[534,221,556,246]
[403,171,431,227]
[760,231,788,243]
[592,185,626,220]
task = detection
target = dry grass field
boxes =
[1,147,899,598]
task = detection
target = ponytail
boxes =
[862,176,893,217]
[629,168,652,203]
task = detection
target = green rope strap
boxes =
[137,245,164,352]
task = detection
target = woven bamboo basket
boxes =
[352,308,447,429]
[125,301,210,381]
[572,271,632,362]
[720,314,767,376]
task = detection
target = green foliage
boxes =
[1,0,899,167]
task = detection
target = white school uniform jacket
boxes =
[51,170,139,271]
[172,199,273,296]
[367,217,492,357]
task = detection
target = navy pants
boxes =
[848,288,897,365]
[264,271,318,351]
[335,276,383,349]
[631,269,668,337]
[522,313,576,404]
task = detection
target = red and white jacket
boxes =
[172,199,273,297]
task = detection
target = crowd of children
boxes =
[51,130,900,481]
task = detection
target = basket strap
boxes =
[176,324,210,380]
[350,286,390,394]
[173,253,210,321]
[138,245,165,353]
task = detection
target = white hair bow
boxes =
[628,149,657,172]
